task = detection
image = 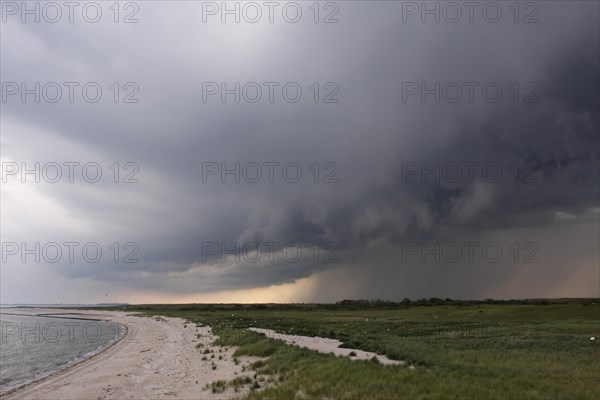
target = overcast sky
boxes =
[1,1,598,304]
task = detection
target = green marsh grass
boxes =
[111,299,599,399]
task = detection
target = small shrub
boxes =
[211,380,226,393]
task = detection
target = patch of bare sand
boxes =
[249,327,405,366]
[6,309,260,400]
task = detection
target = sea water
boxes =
[0,312,126,395]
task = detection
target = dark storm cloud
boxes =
[1,1,598,301]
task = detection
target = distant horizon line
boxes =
[1,297,598,307]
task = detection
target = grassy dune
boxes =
[119,300,599,399]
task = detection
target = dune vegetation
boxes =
[118,299,599,399]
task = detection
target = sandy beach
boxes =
[3,309,259,400]
[249,327,404,366]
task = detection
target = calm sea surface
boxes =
[0,312,125,395]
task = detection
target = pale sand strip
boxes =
[5,309,258,400]
[249,327,405,366]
